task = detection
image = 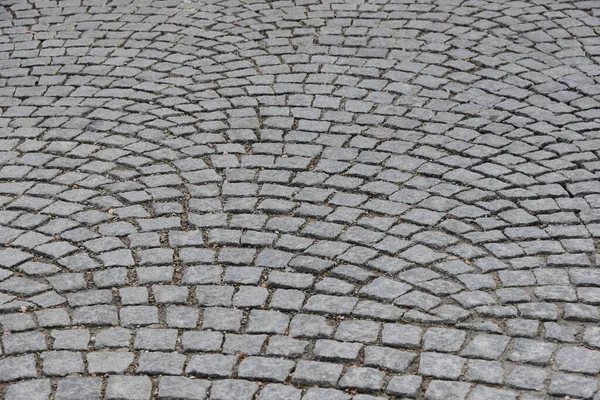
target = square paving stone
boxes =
[302,388,351,400]
[506,366,547,391]
[247,310,290,334]
[424,380,471,400]
[55,378,102,400]
[41,351,84,376]
[137,352,186,375]
[386,375,422,398]
[468,386,517,400]
[364,346,417,372]
[186,354,237,378]
[87,351,134,374]
[289,314,334,338]
[5,379,51,400]
[314,340,363,362]
[158,376,211,400]
[555,346,600,374]
[119,306,158,327]
[202,307,243,331]
[423,327,466,352]
[182,331,223,352]
[382,324,423,349]
[223,334,266,356]
[196,285,234,307]
[0,354,38,382]
[460,334,510,360]
[292,360,343,387]
[51,329,90,350]
[238,356,295,382]
[464,359,504,385]
[3,331,47,354]
[166,306,199,328]
[418,352,466,379]
[507,338,556,365]
[106,376,152,400]
[134,328,178,351]
[266,335,308,357]
[548,372,598,399]
[94,327,132,348]
[209,379,259,400]
[335,319,380,343]
[256,384,302,400]
[338,366,385,392]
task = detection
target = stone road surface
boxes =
[0,0,600,398]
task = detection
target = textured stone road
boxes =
[0,0,600,398]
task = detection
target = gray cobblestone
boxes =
[106,376,152,400]
[2,0,600,396]
[55,378,102,400]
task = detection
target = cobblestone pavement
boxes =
[0,0,600,398]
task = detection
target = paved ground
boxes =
[0,0,600,398]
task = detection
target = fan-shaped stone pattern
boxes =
[0,0,599,398]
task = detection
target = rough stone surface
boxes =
[1,0,600,396]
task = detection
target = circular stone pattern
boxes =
[0,0,600,399]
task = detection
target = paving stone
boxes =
[468,386,517,400]
[210,379,259,400]
[257,384,301,400]
[302,388,351,400]
[134,328,177,351]
[73,305,119,326]
[460,334,510,360]
[5,379,51,400]
[158,377,210,400]
[292,360,343,387]
[238,357,296,382]
[506,319,539,338]
[0,354,38,382]
[94,328,132,349]
[202,307,243,332]
[0,313,36,331]
[222,333,265,356]
[423,328,466,352]
[51,329,90,350]
[418,352,466,380]
[465,359,505,385]
[555,346,600,374]
[35,308,70,327]
[339,366,386,392]
[364,346,417,372]
[548,372,597,399]
[41,351,84,376]
[508,339,556,365]
[106,376,152,400]
[303,295,358,315]
[182,331,223,352]
[314,340,363,362]
[196,285,234,307]
[87,351,134,374]
[335,320,380,343]
[424,381,471,400]
[186,354,237,378]
[386,375,422,398]
[247,310,290,334]
[3,331,47,354]
[382,324,423,349]
[55,378,102,400]
[137,352,186,375]
[120,306,158,327]
[166,306,199,328]
[506,366,547,391]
